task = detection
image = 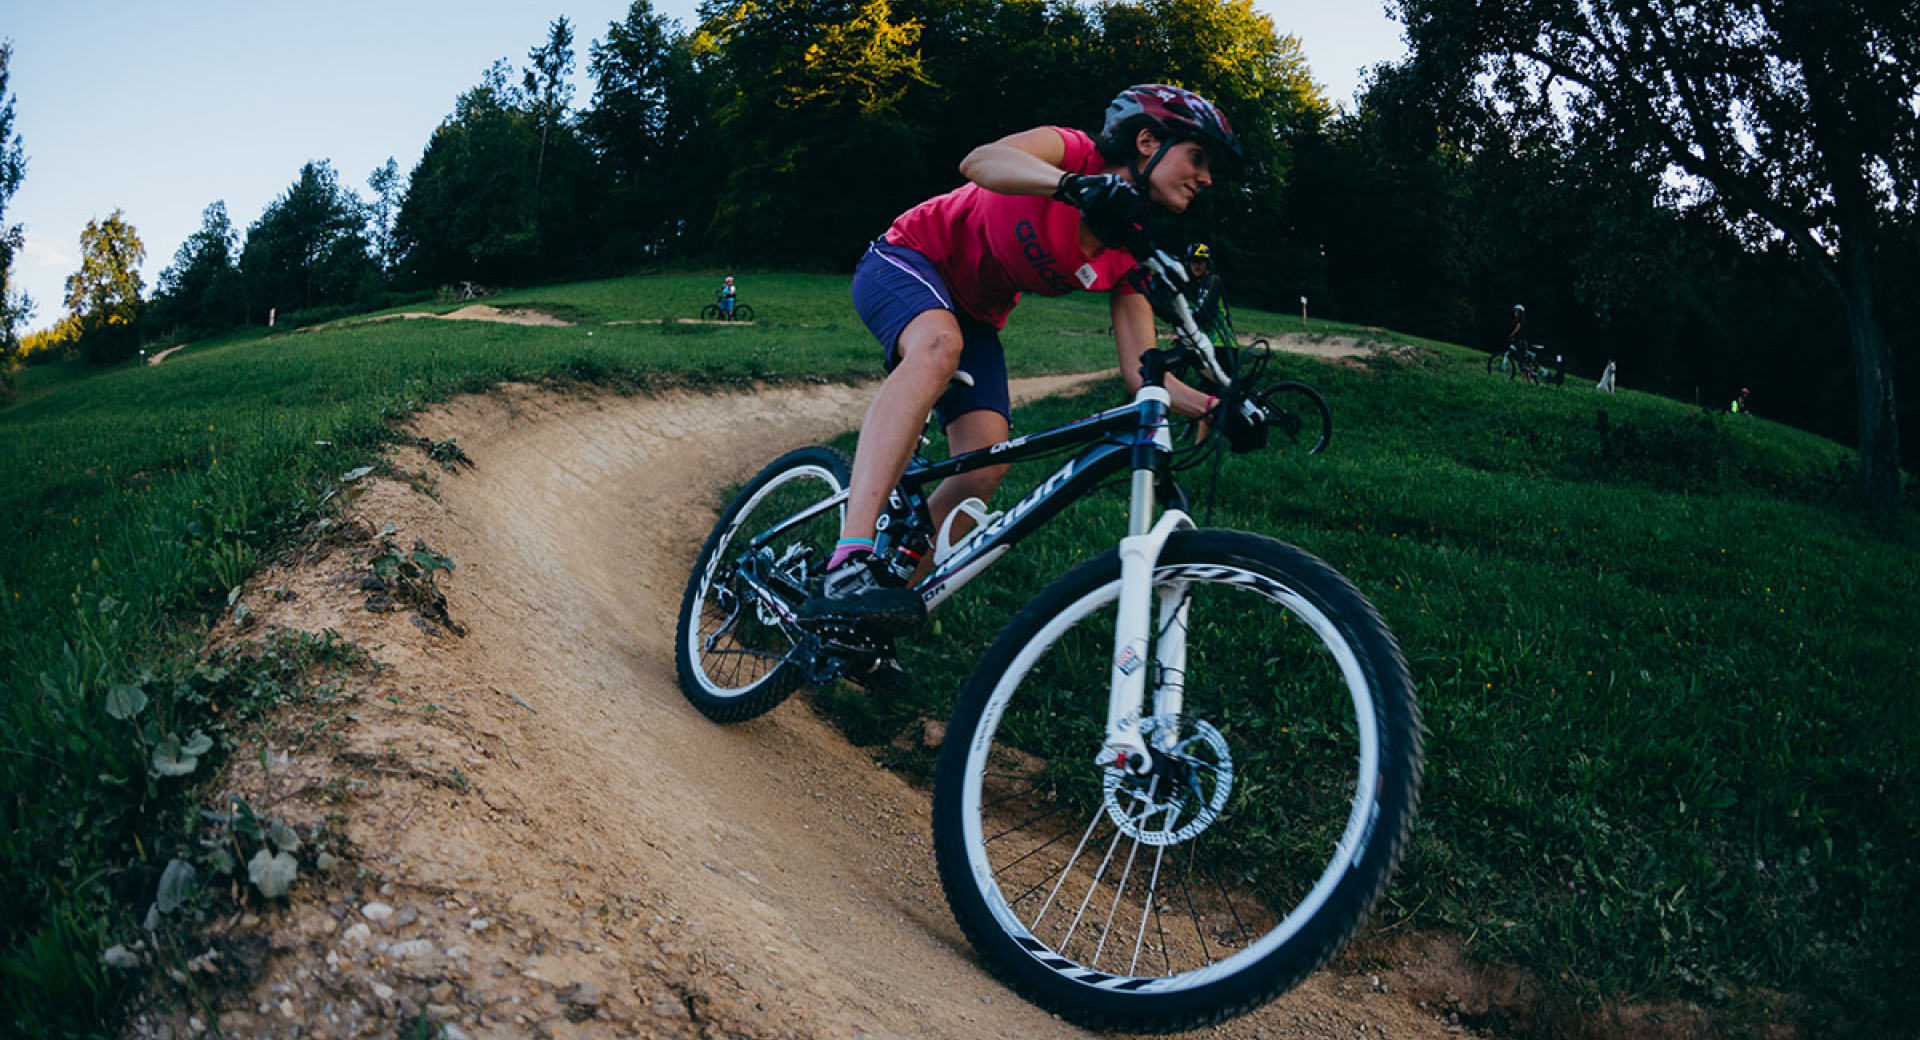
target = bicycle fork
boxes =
[1100,388,1195,777]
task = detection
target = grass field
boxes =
[3,269,1915,1037]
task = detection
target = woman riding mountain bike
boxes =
[797,84,1239,689]
[673,183,1416,1032]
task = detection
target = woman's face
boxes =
[1141,136,1214,214]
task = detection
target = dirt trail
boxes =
[132,374,1503,1040]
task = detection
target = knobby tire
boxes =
[674,446,851,722]
[933,529,1421,1033]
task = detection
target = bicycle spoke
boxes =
[937,534,1419,1030]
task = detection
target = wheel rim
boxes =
[685,464,844,697]
[955,561,1381,995]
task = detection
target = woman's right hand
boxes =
[1055,173,1148,251]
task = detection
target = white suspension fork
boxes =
[1100,508,1195,774]
[1099,382,1193,774]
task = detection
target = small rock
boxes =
[390,939,435,960]
[361,902,394,922]
[372,983,395,1001]
[425,1003,459,1021]
[342,923,372,943]
[392,905,419,928]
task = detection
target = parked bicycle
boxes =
[673,242,1419,1032]
[1486,338,1565,385]
[700,293,755,323]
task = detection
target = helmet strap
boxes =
[1126,134,1178,199]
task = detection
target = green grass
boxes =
[818,350,1917,1036]
[3,268,1915,1037]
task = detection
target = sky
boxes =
[2,1,1407,335]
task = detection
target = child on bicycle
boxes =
[718,275,737,316]
[798,84,1240,678]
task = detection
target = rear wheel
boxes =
[674,446,851,722]
[1257,381,1332,455]
[734,303,756,322]
[934,530,1422,1032]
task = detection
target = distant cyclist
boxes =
[797,84,1241,681]
[718,275,738,317]
[1186,242,1229,331]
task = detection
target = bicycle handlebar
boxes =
[1130,250,1234,388]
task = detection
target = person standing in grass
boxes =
[718,275,737,317]
[796,84,1240,691]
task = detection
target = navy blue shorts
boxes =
[851,239,1010,427]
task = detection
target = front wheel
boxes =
[700,303,722,321]
[933,530,1421,1032]
[674,446,851,722]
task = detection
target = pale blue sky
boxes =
[3,1,1405,334]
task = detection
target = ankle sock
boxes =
[828,538,876,570]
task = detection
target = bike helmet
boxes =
[1187,242,1211,262]
[1099,84,1242,185]
[1513,303,1525,313]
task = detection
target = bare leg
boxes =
[842,309,966,543]
[927,408,1012,541]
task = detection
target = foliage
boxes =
[1390,0,1916,507]
[524,16,577,197]
[238,160,375,319]
[394,49,598,288]
[582,0,704,263]
[0,41,26,395]
[63,209,146,365]
[150,201,243,337]
[16,314,81,365]
[364,158,406,275]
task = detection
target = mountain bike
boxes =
[1485,338,1565,385]
[672,244,1420,1033]
[700,295,755,322]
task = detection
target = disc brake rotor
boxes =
[1102,715,1234,846]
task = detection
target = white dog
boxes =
[1597,360,1617,393]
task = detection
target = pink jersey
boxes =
[884,126,1139,329]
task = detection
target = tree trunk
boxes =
[1840,263,1903,509]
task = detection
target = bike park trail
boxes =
[135,369,1533,1040]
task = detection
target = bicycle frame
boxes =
[747,250,1234,774]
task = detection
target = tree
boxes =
[151,201,242,335]
[693,0,933,260]
[1394,0,1919,506]
[365,158,406,275]
[1,41,29,390]
[524,17,576,196]
[239,160,373,317]
[64,209,145,364]
[396,40,600,287]
[583,0,703,261]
